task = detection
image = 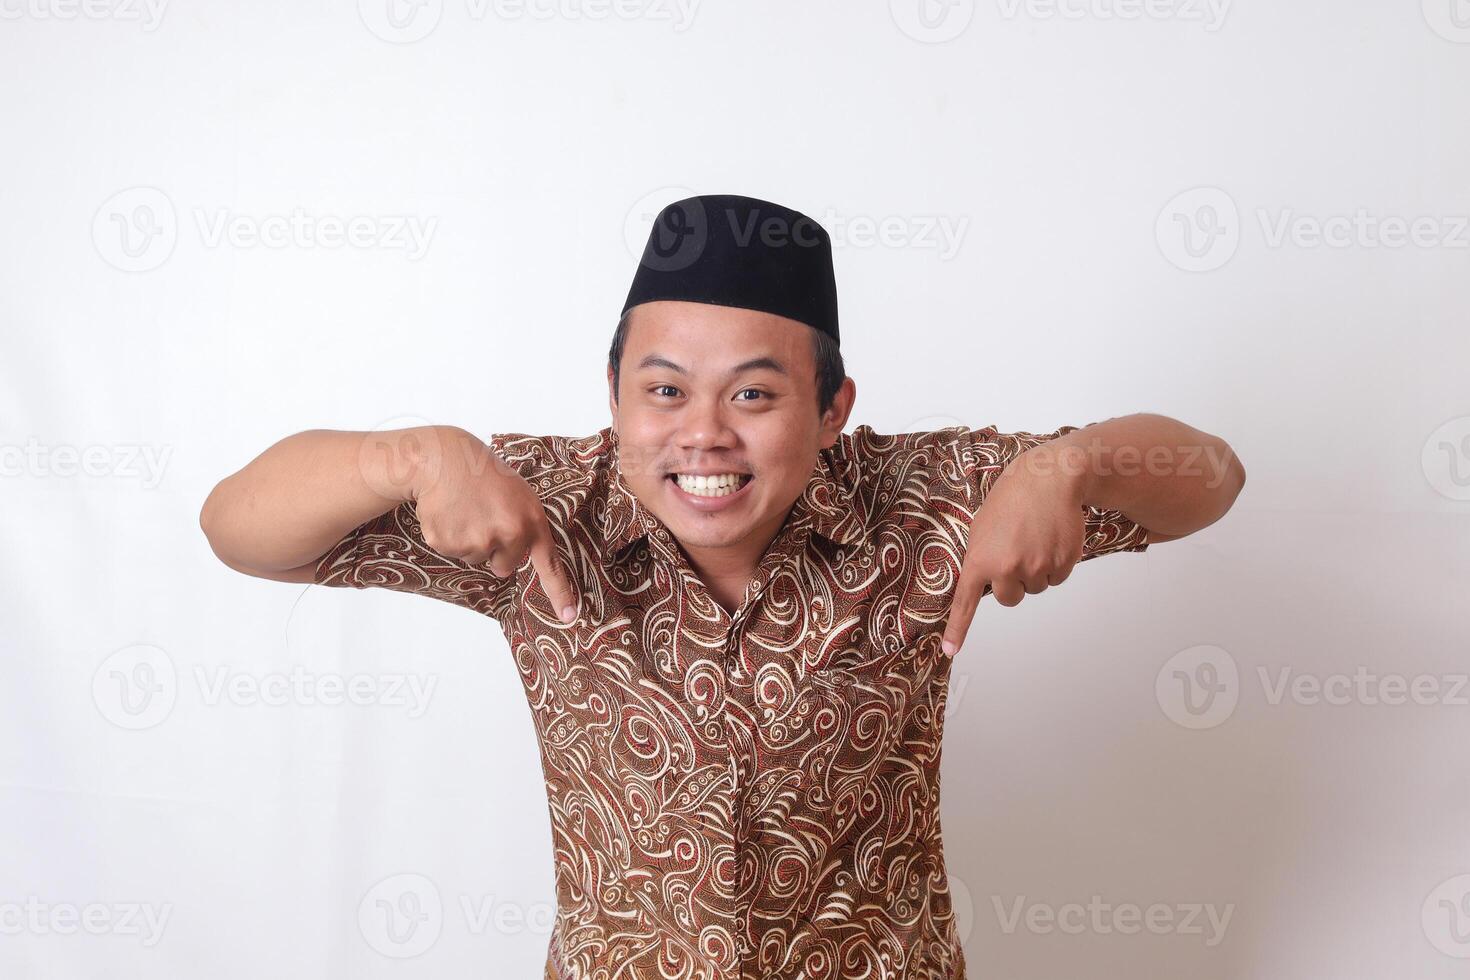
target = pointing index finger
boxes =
[529,528,578,624]
[941,559,988,658]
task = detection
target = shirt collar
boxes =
[598,429,867,567]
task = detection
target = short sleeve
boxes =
[311,498,519,619]
[943,423,1151,561]
[310,432,535,621]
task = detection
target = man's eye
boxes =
[650,386,766,400]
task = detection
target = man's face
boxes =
[608,300,854,555]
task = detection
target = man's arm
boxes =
[939,413,1244,656]
[199,426,444,580]
[198,425,578,621]
[1019,412,1246,544]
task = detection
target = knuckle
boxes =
[484,514,514,541]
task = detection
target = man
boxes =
[200,194,1244,980]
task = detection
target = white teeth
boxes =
[673,473,747,497]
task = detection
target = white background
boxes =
[3,1,1468,977]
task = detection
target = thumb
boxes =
[528,529,578,625]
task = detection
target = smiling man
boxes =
[607,296,850,616]
[200,194,1244,980]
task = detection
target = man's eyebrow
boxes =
[636,354,789,378]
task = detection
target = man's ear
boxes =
[606,364,618,435]
[820,376,857,448]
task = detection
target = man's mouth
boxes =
[666,472,754,499]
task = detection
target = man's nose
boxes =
[675,396,736,449]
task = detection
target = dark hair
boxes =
[608,307,846,417]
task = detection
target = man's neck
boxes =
[676,506,793,616]
[680,541,765,616]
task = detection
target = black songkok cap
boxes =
[622,194,840,345]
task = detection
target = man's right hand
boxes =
[407,428,580,624]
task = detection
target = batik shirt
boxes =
[313,424,1150,980]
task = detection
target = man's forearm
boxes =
[1024,413,1246,539]
[199,425,461,573]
